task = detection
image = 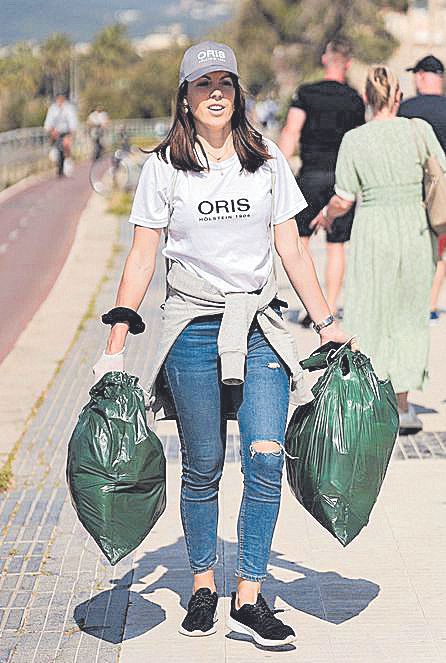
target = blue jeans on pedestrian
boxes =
[164,312,290,582]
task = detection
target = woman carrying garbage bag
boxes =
[93,41,352,648]
[311,65,446,433]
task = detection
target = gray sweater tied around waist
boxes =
[146,261,310,419]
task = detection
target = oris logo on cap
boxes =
[197,49,227,62]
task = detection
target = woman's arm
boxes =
[106,226,162,353]
[274,218,352,345]
[310,194,354,233]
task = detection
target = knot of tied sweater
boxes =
[218,290,264,385]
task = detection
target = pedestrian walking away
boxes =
[311,65,446,433]
[279,39,365,323]
[399,55,446,323]
[93,39,353,648]
[44,92,78,177]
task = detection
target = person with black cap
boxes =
[399,55,446,323]
[93,40,353,647]
[399,55,446,149]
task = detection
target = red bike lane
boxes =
[0,163,95,364]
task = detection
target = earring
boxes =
[183,101,189,113]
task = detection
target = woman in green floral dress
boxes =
[311,65,446,431]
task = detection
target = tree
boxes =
[40,33,73,98]
[128,46,187,119]
[221,0,409,95]
[0,43,42,130]
[80,24,140,118]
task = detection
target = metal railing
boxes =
[0,118,170,191]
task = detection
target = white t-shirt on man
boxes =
[44,102,78,133]
[128,138,307,293]
[88,110,109,127]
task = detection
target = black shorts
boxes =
[296,168,354,243]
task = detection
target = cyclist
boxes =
[87,105,109,161]
[44,93,78,176]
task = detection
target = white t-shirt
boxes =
[88,110,109,127]
[44,102,78,133]
[128,138,307,292]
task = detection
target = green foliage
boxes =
[227,0,408,94]
[80,24,140,118]
[0,2,409,131]
[40,33,73,97]
[107,191,134,216]
[0,42,43,130]
[87,24,138,70]
[128,46,185,118]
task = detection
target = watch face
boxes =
[316,315,334,332]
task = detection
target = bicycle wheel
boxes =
[89,152,129,196]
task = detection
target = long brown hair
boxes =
[149,75,271,173]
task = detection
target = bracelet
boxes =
[313,314,335,334]
[102,307,146,335]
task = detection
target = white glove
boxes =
[92,347,126,382]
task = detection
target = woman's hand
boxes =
[319,321,359,351]
[93,322,129,382]
[106,322,129,354]
[310,210,332,234]
[93,347,126,381]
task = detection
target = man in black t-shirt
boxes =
[279,39,365,322]
[399,55,446,322]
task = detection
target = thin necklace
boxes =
[198,137,233,162]
[206,144,233,161]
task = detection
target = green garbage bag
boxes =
[67,371,166,564]
[285,343,399,546]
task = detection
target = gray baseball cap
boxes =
[179,41,239,86]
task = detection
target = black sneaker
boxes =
[228,592,296,647]
[178,588,218,637]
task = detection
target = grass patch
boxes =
[107,191,133,216]
[0,456,13,492]
[132,137,159,150]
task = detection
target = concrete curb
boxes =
[0,191,120,478]
[0,171,50,204]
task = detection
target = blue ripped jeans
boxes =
[164,313,290,582]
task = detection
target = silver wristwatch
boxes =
[313,314,335,334]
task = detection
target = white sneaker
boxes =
[63,158,74,177]
[399,404,423,432]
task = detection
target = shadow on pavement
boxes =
[412,403,438,414]
[73,568,165,643]
[73,536,380,642]
[264,549,380,624]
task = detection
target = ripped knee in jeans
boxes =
[249,440,282,459]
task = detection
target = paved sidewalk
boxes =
[0,221,445,662]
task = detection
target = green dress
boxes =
[335,117,446,393]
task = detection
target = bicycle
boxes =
[49,132,74,177]
[48,133,66,177]
[89,129,143,195]
[90,126,106,161]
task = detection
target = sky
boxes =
[1,0,233,46]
